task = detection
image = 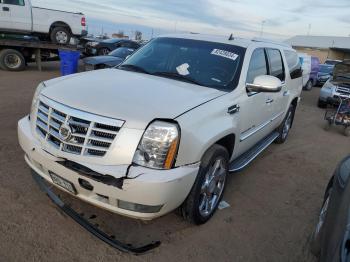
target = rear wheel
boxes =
[304,80,313,91]
[181,144,229,224]
[275,104,295,144]
[0,49,25,71]
[318,99,327,108]
[344,127,350,137]
[50,27,71,44]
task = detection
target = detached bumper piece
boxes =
[31,171,161,255]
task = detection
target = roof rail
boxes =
[251,37,291,48]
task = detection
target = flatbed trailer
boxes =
[0,37,79,72]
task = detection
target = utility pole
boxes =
[307,24,311,36]
[260,20,266,37]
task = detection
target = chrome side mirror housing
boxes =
[246,75,283,93]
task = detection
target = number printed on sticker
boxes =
[211,49,239,61]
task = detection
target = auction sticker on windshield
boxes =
[211,49,239,61]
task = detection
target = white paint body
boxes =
[18,34,302,220]
[0,0,85,36]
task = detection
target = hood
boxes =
[42,69,225,129]
[332,61,350,84]
[83,56,123,66]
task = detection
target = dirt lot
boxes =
[1,62,350,262]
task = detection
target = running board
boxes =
[229,131,279,172]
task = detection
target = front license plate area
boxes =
[50,172,76,194]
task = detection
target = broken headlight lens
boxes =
[132,121,180,169]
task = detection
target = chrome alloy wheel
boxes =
[199,158,227,217]
[282,110,293,140]
[56,31,68,44]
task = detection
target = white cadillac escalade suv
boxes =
[18,34,302,225]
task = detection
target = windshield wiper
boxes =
[151,71,204,86]
[118,64,150,74]
[336,75,350,80]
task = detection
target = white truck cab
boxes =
[18,34,302,224]
[0,0,86,44]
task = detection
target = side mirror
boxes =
[246,75,282,93]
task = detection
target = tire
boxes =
[344,127,350,137]
[50,27,71,44]
[324,120,332,131]
[304,80,313,91]
[98,48,110,56]
[318,99,327,108]
[275,104,295,144]
[181,144,229,225]
[310,182,333,256]
[0,49,25,71]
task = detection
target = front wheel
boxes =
[275,104,295,144]
[181,144,229,224]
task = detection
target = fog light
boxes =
[117,200,163,213]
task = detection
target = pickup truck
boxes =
[18,34,302,226]
[0,0,86,44]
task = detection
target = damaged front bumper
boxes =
[31,170,161,254]
[18,116,199,220]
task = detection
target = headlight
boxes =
[30,82,46,117]
[132,121,180,169]
[322,80,334,90]
[88,41,99,47]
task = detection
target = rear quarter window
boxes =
[284,50,302,79]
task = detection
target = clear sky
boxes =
[32,0,350,40]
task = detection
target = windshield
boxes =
[319,65,334,74]
[109,47,135,59]
[119,37,245,90]
[333,63,350,81]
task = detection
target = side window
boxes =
[246,48,268,84]
[284,50,302,79]
[3,0,25,5]
[266,48,285,82]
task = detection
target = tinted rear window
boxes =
[284,50,302,79]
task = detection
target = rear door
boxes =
[3,0,31,32]
[265,48,287,130]
[0,0,12,29]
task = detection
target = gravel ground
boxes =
[0,62,349,262]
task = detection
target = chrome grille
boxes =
[35,98,124,157]
[336,86,350,97]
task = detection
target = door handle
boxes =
[2,7,10,11]
[227,104,240,115]
[266,98,274,104]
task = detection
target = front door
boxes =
[3,0,31,32]
[232,48,274,159]
[0,0,12,29]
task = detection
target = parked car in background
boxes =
[85,38,140,56]
[317,64,334,86]
[318,60,350,108]
[310,155,350,262]
[0,0,86,44]
[18,34,302,226]
[325,59,342,66]
[83,46,139,71]
[298,53,320,90]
